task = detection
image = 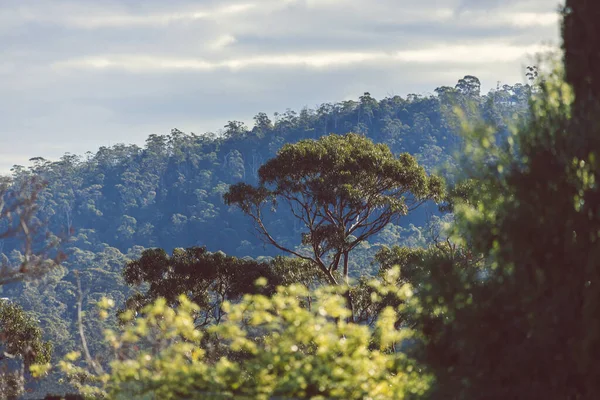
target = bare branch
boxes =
[75,270,104,376]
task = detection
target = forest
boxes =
[1,1,600,399]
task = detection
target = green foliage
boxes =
[0,299,52,399]
[407,59,600,397]
[0,300,52,368]
[0,77,530,397]
[376,246,429,284]
[225,133,444,289]
[57,269,431,400]
[0,175,64,286]
[1,80,526,261]
[2,245,136,398]
[562,0,600,108]
[122,247,286,328]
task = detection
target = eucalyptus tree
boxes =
[224,133,444,290]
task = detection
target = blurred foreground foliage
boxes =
[51,267,431,400]
[403,58,600,398]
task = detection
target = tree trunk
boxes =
[562,2,600,396]
[343,252,350,284]
[345,290,355,324]
[342,252,354,322]
[563,0,600,107]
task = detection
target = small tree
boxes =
[0,300,52,399]
[224,133,444,289]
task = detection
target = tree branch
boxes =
[75,271,104,376]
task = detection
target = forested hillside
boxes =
[6,77,528,257]
[5,0,600,398]
[0,76,532,398]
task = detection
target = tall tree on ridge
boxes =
[225,133,444,318]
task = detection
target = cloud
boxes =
[455,10,560,28]
[5,2,256,29]
[53,42,547,73]
[0,0,561,172]
[210,34,237,50]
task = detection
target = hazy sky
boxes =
[1,0,560,172]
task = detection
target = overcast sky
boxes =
[0,0,561,172]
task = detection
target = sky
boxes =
[0,0,561,172]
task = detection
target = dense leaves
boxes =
[122,247,285,328]
[59,270,431,400]
[405,61,600,397]
[0,176,63,286]
[2,79,527,260]
[225,133,444,289]
[0,300,52,367]
[0,75,533,398]
[0,300,52,398]
[14,1,600,396]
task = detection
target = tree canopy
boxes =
[57,270,431,400]
[0,299,52,398]
[122,247,285,328]
[400,30,600,398]
[225,133,444,288]
[0,72,539,398]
